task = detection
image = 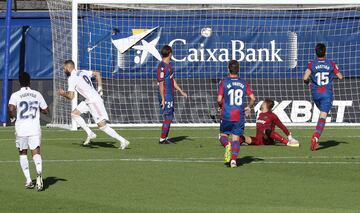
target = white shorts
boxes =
[76,101,109,124]
[16,135,41,151]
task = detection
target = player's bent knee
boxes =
[71,109,81,117]
[19,149,27,155]
[97,120,107,128]
[31,147,41,155]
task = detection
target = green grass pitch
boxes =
[0,126,359,213]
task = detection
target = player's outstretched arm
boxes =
[58,89,75,100]
[92,71,103,96]
[273,114,290,136]
[173,79,187,97]
[303,69,311,84]
[245,94,256,117]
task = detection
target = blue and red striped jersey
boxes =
[218,77,253,122]
[157,61,175,101]
[308,58,340,98]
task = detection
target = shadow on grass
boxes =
[168,136,192,143]
[317,140,348,151]
[71,141,118,149]
[225,156,264,167]
[42,176,67,191]
[237,156,264,166]
[88,141,117,148]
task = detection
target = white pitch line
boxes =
[0,126,359,132]
[1,135,360,142]
[0,158,359,165]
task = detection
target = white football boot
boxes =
[25,181,35,189]
[230,160,237,168]
[83,132,97,145]
[119,140,130,150]
[36,174,43,191]
[287,139,300,147]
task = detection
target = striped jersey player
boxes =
[217,60,256,168]
[157,45,187,144]
[303,43,344,151]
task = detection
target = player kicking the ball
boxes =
[218,60,256,168]
[8,72,48,191]
[243,98,299,147]
[303,43,343,151]
[59,60,129,149]
[157,45,187,144]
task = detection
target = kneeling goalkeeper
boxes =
[244,98,299,147]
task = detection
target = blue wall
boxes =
[0,12,53,79]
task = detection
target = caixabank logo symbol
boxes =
[111,27,161,65]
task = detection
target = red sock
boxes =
[313,117,326,140]
[270,131,288,145]
[161,120,171,139]
[219,136,230,147]
[231,140,240,160]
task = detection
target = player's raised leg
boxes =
[86,99,129,149]
[71,103,96,145]
[98,120,129,150]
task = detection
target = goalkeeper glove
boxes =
[97,86,103,97]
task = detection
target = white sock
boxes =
[33,154,42,175]
[19,155,31,183]
[72,114,93,136]
[100,125,126,143]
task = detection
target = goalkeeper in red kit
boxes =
[243,98,299,147]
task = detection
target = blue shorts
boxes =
[160,100,174,115]
[313,97,333,113]
[220,120,245,136]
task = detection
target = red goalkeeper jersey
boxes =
[256,111,290,137]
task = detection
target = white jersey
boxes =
[8,87,48,137]
[68,69,102,103]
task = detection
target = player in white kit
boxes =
[58,60,130,149]
[64,67,102,145]
[8,72,48,191]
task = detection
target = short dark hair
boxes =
[315,43,326,58]
[264,98,275,111]
[64,59,75,68]
[161,45,172,58]
[19,72,31,87]
[228,60,239,74]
